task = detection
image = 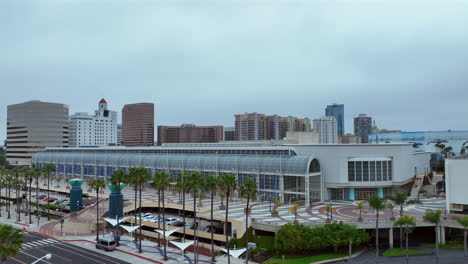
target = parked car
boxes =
[201,225,217,233]
[37,195,47,200]
[46,198,58,203]
[185,222,198,230]
[95,237,116,251]
[165,217,179,223]
[62,200,70,206]
[168,220,185,227]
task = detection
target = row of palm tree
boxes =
[366,193,468,263]
[104,167,257,264]
[0,166,54,224]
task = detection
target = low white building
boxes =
[68,99,117,147]
[445,155,468,213]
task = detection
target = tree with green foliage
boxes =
[89,178,106,242]
[110,169,126,246]
[274,222,369,255]
[43,164,55,220]
[0,154,6,167]
[205,174,219,262]
[0,224,24,263]
[394,215,417,264]
[152,171,171,260]
[367,195,386,258]
[219,174,237,264]
[240,177,258,264]
[423,209,442,263]
[456,215,468,257]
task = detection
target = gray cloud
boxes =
[1,0,468,143]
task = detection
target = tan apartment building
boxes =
[6,100,69,166]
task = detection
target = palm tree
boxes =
[423,209,442,264]
[4,172,13,219]
[153,171,171,260]
[325,204,331,223]
[240,178,258,264]
[110,169,126,246]
[342,224,358,260]
[188,172,203,264]
[43,164,55,220]
[288,203,300,224]
[387,191,421,248]
[219,174,237,264]
[0,224,24,263]
[129,167,151,253]
[175,173,190,243]
[89,178,106,242]
[356,202,364,222]
[394,215,417,264]
[23,168,34,224]
[11,178,23,222]
[205,174,219,262]
[456,216,468,257]
[31,167,42,225]
[126,168,140,242]
[367,195,386,258]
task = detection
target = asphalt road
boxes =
[5,232,131,264]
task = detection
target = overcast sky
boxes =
[1,0,468,144]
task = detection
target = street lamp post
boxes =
[330,200,333,221]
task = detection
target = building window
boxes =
[348,159,393,182]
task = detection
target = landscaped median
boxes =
[263,253,348,264]
[421,241,464,250]
[382,248,431,256]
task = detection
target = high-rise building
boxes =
[157,124,224,145]
[234,113,266,141]
[265,115,284,140]
[122,103,154,146]
[354,114,373,143]
[224,127,235,141]
[117,124,122,145]
[6,100,69,166]
[325,104,344,137]
[313,116,338,144]
[69,99,117,147]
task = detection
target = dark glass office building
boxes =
[325,104,344,137]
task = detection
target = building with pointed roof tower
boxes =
[69,99,117,147]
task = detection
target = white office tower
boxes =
[69,99,117,147]
[313,116,338,144]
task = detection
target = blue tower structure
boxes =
[69,179,84,213]
[108,183,126,218]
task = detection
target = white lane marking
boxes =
[52,243,123,264]
[19,250,53,264]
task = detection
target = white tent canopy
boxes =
[154,228,180,238]
[170,240,194,251]
[221,248,247,259]
[103,217,131,227]
[120,225,141,233]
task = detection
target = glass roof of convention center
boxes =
[32,152,317,175]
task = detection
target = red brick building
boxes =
[122,103,154,146]
[157,124,223,145]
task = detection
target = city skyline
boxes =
[2,1,468,143]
